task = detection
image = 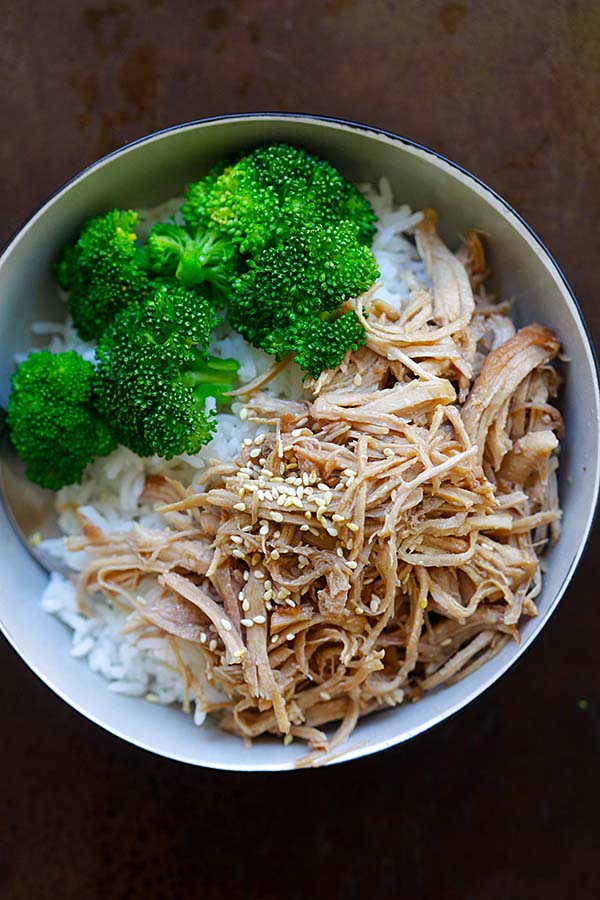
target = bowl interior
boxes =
[0,115,598,770]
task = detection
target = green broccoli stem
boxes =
[180,353,240,402]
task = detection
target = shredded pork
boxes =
[69,211,563,758]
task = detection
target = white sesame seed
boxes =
[355,606,364,615]
[259,523,269,535]
[200,632,207,644]
[254,433,267,445]
[242,438,253,447]
[285,598,296,608]
[441,637,452,647]
[336,547,344,557]
[240,618,254,628]
[254,570,265,580]
[209,639,218,652]
[332,513,345,523]
[232,549,246,559]
[264,579,272,590]
[300,524,310,531]
[353,373,362,386]
[291,428,302,437]
[231,535,243,544]
[257,489,265,501]
[262,469,273,478]
[271,549,280,560]
[264,589,274,601]
[283,445,293,453]
[271,511,284,523]
[286,633,295,641]
[242,599,250,611]
[327,527,338,537]
[320,691,332,701]
[383,447,394,458]
[220,618,232,631]
[302,472,309,485]
[323,491,332,506]
[271,634,279,644]
[277,495,286,506]
[347,522,359,533]
[233,502,246,512]
[237,472,250,481]
[342,468,355,477]
[318,482,329,492]
[264,490,274,501]
[346,538,354,549]
[347,560,358,570]
[283,496,294,508]
[239,408,248,421]
[346,475,356,485]
[238,590,245,601]
[249,448,261,458]
[243,571,249,582]
[304,510,312,519]
[370,596,380,612]
[274,531,281,538]
[309,471,317,483]
[253,615,266,625]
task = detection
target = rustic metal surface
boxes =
[1,1,599,897]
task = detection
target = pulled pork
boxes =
[69,211,563,758]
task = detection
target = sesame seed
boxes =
[309,471,318,484]
[353,373,362,386]
[254,433,267,445]
[259,458,267,466]
[286,598,296,607]
[271,549,280,560]
[200,632,207,644]
[346,538,354,549]
[277,495,286,506]
[264,580,272,590]
[419,598,428,609]
[309,527,320,537]
[283,496,294,508]
[272,476,284,483]
[271,635,279,644]
[243,571,249,582]
[323,491,332,506]
[249,448,261,458]
[370,596,380,612]
[441,637,452,647]
[221,618,232,632]
[233,502,246,512]
[232,549,246,559]
[251,553,261,565]
[320,691,332,701]
[242,599,250,611]
[342,468,355,477]
[300,524,310,531]
[257,489,265,501]
[304,510,312,519]
[291,428,302,437]
[347,560,358,570]
[271,511,284,523]
[264,589,274,601]
[332,513,345,523]
[274,531,281,538]
[262,469,274,478]
[283,445,293,453]
[347,522,359,533]
[346,475,356,485]
[302,472,310,485]
[286,633,295,641]
[240,618,254,628]
[239,408,248,421]
[264,491,274,502]
[254,570,265,580]
[209,639,218,652]
[242,525,252,532]
[355,606,364,615]
[238,591,245,602]
[242,438,252,447]
[253,615,266,625]
[259,523,269,536]
[318,482,329,492]
[336,547,344,557]
[327,527,338,537]
[233,648,245,660]
[238,473,250,481]
[231,535,243,544]
[383,448,394,458]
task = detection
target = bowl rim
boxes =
[1,111,599,771]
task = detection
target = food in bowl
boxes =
[4,143,563,759]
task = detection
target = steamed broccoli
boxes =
[147,222,237,309]
[181,143,377,258]
[93,283,239,459]
[6,350,116,490]
[228,221,378,378]
[55,209,152,341]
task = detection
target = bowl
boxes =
[1,114,598,771]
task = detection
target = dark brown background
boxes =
[1,1,599,898]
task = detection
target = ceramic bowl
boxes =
[1,114,598,770]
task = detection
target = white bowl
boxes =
[1,114,598,771]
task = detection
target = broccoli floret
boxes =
[228,221,378,378]
[147,222,237,309]
[7,350,116,490]
[181,143,377,257]
[55,209,152,341]
[93,283,239,459]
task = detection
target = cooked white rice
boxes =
[35,178,426,725]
